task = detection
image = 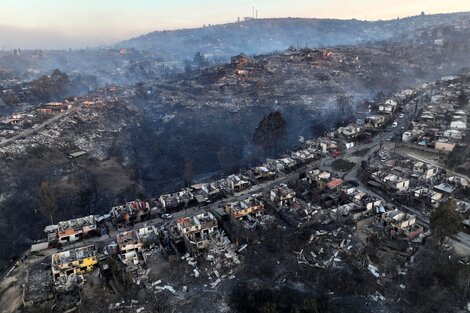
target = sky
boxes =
[0,0,468,49]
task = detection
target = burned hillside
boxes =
[0,27,470,270]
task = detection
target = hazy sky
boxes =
[0,0,468,49]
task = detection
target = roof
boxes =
[434,183,456,194]
[68,151,87,158]
[327,179,344,189]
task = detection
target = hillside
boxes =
[117,12,470,60]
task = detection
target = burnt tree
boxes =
[253,111,287,156]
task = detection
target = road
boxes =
[0,109,72,148]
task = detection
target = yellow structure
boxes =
[51,245,98,287]
[224,197,264,218]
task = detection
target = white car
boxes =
[399,114,404,118]
[392,122,398,128]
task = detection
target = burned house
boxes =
[270,184,296,208]
[447,175,469,188]
[336,124,362,140]
[111,199,150,224]
[38,102,72,114]
[176,212,219,255]
[378,99,398,114]
[264,157,298,174]
[306,169,332,190]
[413,188,443,208]
[51,245,98,292]
[192,182,224,203]
[371,171,410,191]
[365,115,386,129]
[224,196,265,219]
[278,199,321,228]
[44,215,99,245]
[117,230,142,270]
[251,166,276,181]
[413,162,439,180]
[159,189,195,211]
[226,174,250,193]
[137,225,160,250]
[381,209,423,239]
[290,148,319,164]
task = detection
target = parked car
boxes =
[392,122,398,128]
[161,213,173,219]
[399,113,404,118]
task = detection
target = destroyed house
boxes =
[176,212,218,235]
[176,212,219,253]
[192,182,224,203]
[225,197,265,219]
[382,209,417,230]
[365,115,385,128]
[336,124,362,140]
[447,176,469,188]
[413,162,438,179]
[270,184,296,208]
[281,200,320,228]
[378,99,397,114]
[306,169,332,189]
[226,174,250,193]
[44,215,98,245]
[117,230,142,269]
[413,188,443,208]
[191,183,209,203]
[159,189,195,209]
[137,225,160,249]
[331,202,362,220]
[342,187,367,203]
[39,102,72,113]
[265,158,297,173]
[51,245,98,291]
[290,148,318,163]
[231,54,251,66]
[371,171,410,191]
[252,166,276,180]
[111,199,150,224]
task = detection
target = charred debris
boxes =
[1,73,470,312]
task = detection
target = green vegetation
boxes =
[31,69,70,102]
[430,199,463,245]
